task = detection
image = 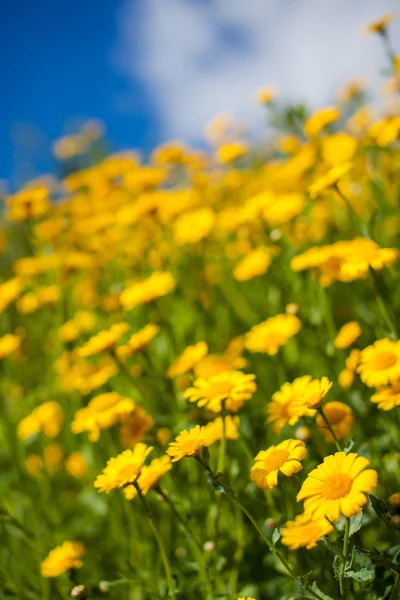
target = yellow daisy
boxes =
[183,370,256,413]
[94,444,153,493]
[72,392,135,442]
[267,376,317,434]
[120,271,175,311]
[371,384,400,411]
[357,338,400,387]
[281,513,334,550]
[297,452,378,521]
[124,455,172,499]
[166,425,208,462]
[203,416,240,447]
[250,439,307,490]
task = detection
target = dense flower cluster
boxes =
[1,13,399,600]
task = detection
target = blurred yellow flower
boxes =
[281,514,334,550]
[121,272,175,311]
[184,370,256,413]
[321,133,358,166]
[65,452,88,478]
[363,13,396,35]
[316,401,353,443]
[233,247,272,281]
[174,208,215,245]
[41,541,85,577]
[167,342,208,378]
[72,392,135,442]
[334,321,363,349]
[203,416,240,446]
[304,106,340,137]
[245,314,301,355]
[0,334,21,359]
[371,383,400,411]
[120,406,155,447]
[18,402,63,440]
[77,323,129,358]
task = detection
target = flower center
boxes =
[264,449,289,472]
[207,381,234,398]
[322,473,352,499]
[117,464,140,483]
[373,351,397,370]
[181,439,201,456]
[324,408,345,426]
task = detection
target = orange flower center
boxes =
[324,408,346,425]
[322,473,352,499]
[264,449,289,472]
[373,351,397,370]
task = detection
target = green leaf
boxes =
[344,436,356,453]
[333,555,342,582]
[319,536,342,556]
[349,512,363,537]
[345,567,375,582]
[272,527,281,546]
[370,494,389,521]
[307,582,334,600]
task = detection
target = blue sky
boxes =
[2,0,399,189]
[1,0,158,186]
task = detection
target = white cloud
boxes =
[115,0,400,142]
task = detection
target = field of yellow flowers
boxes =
[1,13,400,600]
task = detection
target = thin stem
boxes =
[217,412,227,474]
[318,406,343,452]
[134,483,176,600]
[370,269,398,337]
[157,488,214,600]
[390,573,400,600]
[339,517,351,597]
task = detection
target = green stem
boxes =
[390,573,400,600]
[157,488,214,600]
[370,270,398,337]
[339,517,351,597]
[134,483,176,600]
[217,411,227,474]
[318,406,343,452]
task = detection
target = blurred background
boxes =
[2,0,399,188]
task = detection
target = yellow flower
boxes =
[338,369,355,390]
[194,337,247,378]
[17,292,39,314]
[304,106,340,137]
[316,402,353,443]
[167,342,208,378]
[0,278,23,313]
[18,402,64,440]
[363,13,396,35]
[94,444,153,493]
[281,514,334,550]
[267,376,316,434]
[357,339,400,387]
[371,383,400,411]
[263,193,305,226]
[174,208,215,245]
[321,133,358,166]
[245,314,301,356]
[124,455,172,499]
[334,321,362,349]
[167,425,208,462]
[0,334,21,359]
[233,247,272,281]
[44,444,64,472]
[256,85,277,104]
[59,321,80,342]
[65,452,88,478]
[297,452,378,520]
[117,324,159,359]
[25,454,43,478]
[308,163,352,199]
[7,185,50,222]
[217,142,248,164]
[41,541,85,577]
[203,416,240,446]
[184,370,256,413]
[77,322,129,357]
[72,392,135,442]
[120,272,175,311]
[250,439,307,490]
[120,406,155,447]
